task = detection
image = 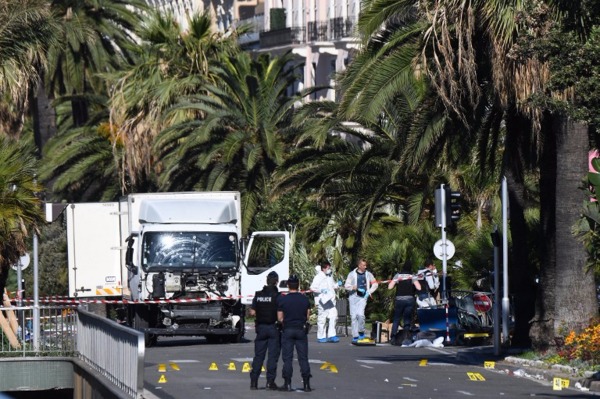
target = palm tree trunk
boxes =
[531,115,596,347]
[504,111,536,347]
[32,84,56,157]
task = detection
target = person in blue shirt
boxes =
[277,274,312,392]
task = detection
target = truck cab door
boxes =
[241,231,290,305]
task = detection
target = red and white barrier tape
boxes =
[5,275,423,306]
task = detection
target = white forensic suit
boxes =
[345,268,379,339]
[416,267,440,308]
[310,267,339,341]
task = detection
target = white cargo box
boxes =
[66,202,122,298]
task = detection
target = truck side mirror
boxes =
[125,235,138,274]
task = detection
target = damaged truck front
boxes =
[50,192,289,345]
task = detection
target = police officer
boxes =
[249,271,281,390]
[277,274,312,392]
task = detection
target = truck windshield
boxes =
[141,232,237,272]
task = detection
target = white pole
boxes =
[441,187,448,300]
[16,259,22,306]
[492,226,501,355]
[501,177,509,344]
[33,233,40,351]
[440,184,450,343]
[16,258,23,341]
[304,0,312,95]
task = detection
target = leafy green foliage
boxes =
[0,135,45,296]
[531,26,600,132]
[578,158,600,275]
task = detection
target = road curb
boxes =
[455,346,600,393]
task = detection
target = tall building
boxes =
[146,0,235,31]
[150,1,361,102]
[243,1,361,102]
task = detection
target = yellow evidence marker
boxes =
[228,362,236,371]
[553,377,563,391]
[419,359,427,366]
[158,375,167,384]
[209,362,219,371]
[484,361,495,369]
[467,372,485,381]
[170,362,180,371]
[242,362,251,372]
[158,364,166,372]
[352,337,376,346]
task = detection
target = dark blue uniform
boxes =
[250,285,280,384]
[277,292,311,382]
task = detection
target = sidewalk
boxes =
[456,345,600,393]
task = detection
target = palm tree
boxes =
[0,136,45,296]
[35,0,147,153]
[158,51,310,232]
[106,9,241,193]
[39,118,123,202]
[342,0,596,347]
[0,0,58,138]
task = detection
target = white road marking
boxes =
[427,362,456,366]
[457,391,474,396]
[356,359,392,365]
[168,359,199,363]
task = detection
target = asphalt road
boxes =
[142,327,597,399]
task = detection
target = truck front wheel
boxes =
[228,315,245,343]
[131,305,158,347]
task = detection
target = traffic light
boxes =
[434,187,445,227]
[445,186,461,226]
[434,185,462,227]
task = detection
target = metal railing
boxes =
[258,17,357,49]
[0,304,77,357]
[0,305,144,399]
[77,308,145,399]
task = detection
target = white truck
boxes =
[47,192,290,345]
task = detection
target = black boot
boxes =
[303,376,312,392]
[399,329,407,344]
[266,380,278,390]
[280,379,293,391]
[250,378,258,390]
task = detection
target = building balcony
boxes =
[259,27,305,48]
[257,16,357,50]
